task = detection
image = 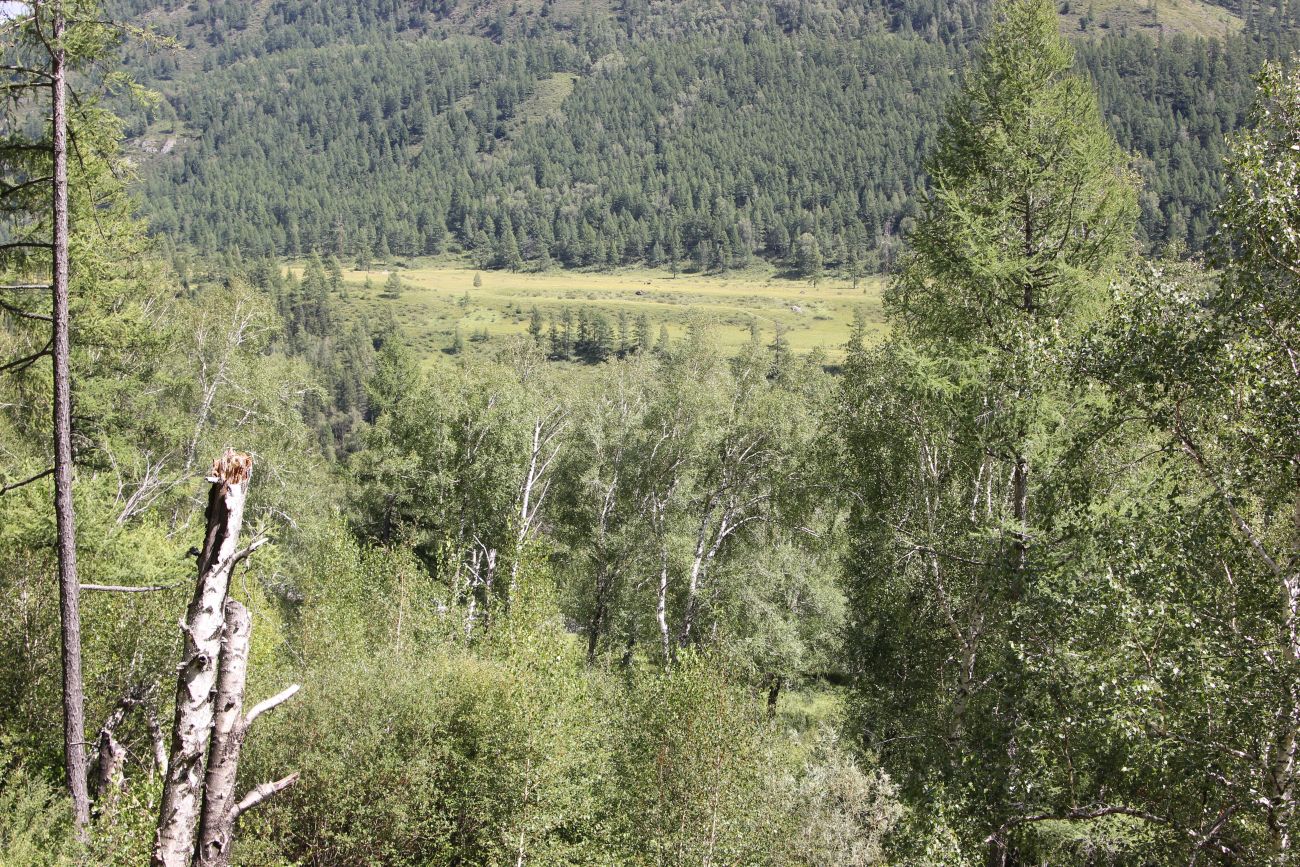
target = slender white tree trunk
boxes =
[195,598,251,867]
[679,504,713,649]
[152,451,253,867]
[656,547,671,664]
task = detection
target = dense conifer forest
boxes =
[111,0,1300,271]
[2,0,1299,864]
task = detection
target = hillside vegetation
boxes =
[114,0,1299,273]
[4,0,1300,864]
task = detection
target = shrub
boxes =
[0,760,77,866]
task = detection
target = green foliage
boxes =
[838,1,1153,858]
[786,729,902,866]
[0,760,77,866]
[837,11,1300,864]
[87,776,166,867]
[893,0,1137,347]
[381,270,402,300]
[608,654,783,862]
[238,641,603,866]
[5,4,1299,864]
[237,548,897,865]
[113,0,1296,267]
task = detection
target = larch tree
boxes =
[891,0,1136,574]
[1,0,133,834]
[842,0,1137,855]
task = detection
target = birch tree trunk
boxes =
[656,546,672,665]
[194,598,251,867]
[152,450,253,867]
[195,600,299,867]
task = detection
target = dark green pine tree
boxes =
[589,313,614,362]
[301,254,332,334]
[794,232,823,286]
[635,313,652,353]
[382,270,403,300]
[499,221,524,272]
[528,306,544,343]
[560,308,574,358]
[325,255,344,294]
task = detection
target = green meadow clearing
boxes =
[327,261,888,364]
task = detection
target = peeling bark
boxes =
[152,450,253,867]
[196,601,299,867]
[194,599,251,867]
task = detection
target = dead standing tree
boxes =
[195,599,299,867]
[152,450,298,867]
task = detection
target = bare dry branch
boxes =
[0,64,54,80]
[0,298,51,320]
[0,341,51,374]
[0,177,53,198]
[230,535,270,567]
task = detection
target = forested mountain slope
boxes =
[6,0,1300,862]
[112,0,1295,271]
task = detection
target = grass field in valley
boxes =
[331,261,888,365]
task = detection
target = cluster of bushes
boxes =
[1,528,899,865]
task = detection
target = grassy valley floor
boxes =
[326,260,888,365]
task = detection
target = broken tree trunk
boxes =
[90,730,126,807]
[194,598,250,867]
[195,599,299,867]
[152,450,253,867]
[88,684,151,808]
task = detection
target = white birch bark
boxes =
[152,450,253,867]
[194,598,251,867]
[195,600,299,866]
